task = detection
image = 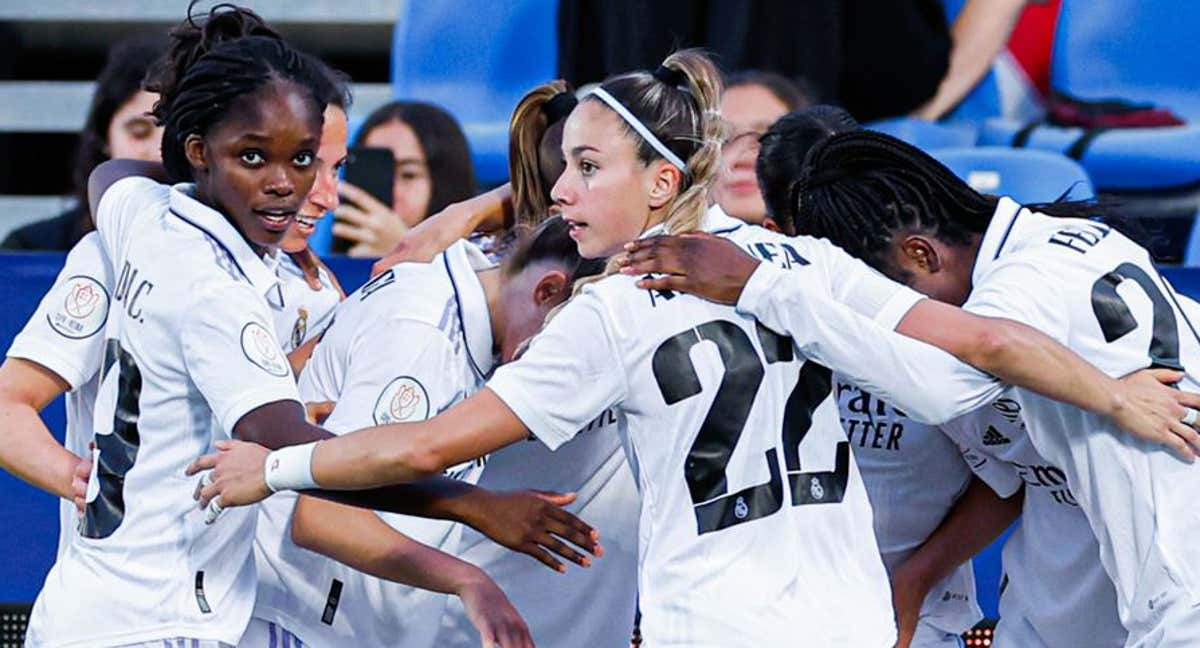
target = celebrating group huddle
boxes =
[6,4,1200,648]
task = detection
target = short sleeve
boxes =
[486,292,628,451]
[810,236,926,328]
[180,284,301,435]
[964,258,1071,345]
[938,413,1024,499]
[7,233,113,388]
[94,176,165,259]
[317,319,463,434]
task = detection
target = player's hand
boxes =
[465,489,602,573]
[334,182,409,258]
[71,443,94,515]
[457,570,534,648]
[1114,368,1200,462]
[186,439,274,515]
[888,561,931,648]
[370,202,474,275]
[617,233,761,304]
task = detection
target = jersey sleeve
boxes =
[963,257,1071,344]
[179,284,301,435]
[7,234,113,388]
[486,291,628,451]
[799,236,927,328]
[93,176,165,260]
[938,414,1024,499]
[737,262,1003,424]
[319,318,462,433]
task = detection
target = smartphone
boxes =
[335,146,395,253]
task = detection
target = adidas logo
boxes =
[982,425,1012,446]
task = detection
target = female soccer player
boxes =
[620,130,1200,646]
[251,217,601,647]
[37,6,590,647]
[189,49,1199,647]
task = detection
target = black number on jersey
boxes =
[1090,262,1183,370]
[81,339,142,539]
[652,321,841,535]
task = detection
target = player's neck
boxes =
[476,267,505,355]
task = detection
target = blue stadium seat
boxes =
[1051,0,1200,121]
[930,146,1094,203]
[867,118,978,150]
[978,119,1200,191]
[392,0,558,184]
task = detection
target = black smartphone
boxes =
[335,146,395,252]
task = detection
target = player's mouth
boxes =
[565,218,588,239]
[253,206,297,233]
[292,210,322,235]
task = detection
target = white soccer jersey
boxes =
[939,391,1126,647]
[273,253,339,354]
[837,380,1017,638]
[26,177,301,648]
[958,198,1200,644]
[434,407,640,648]
[252,240,494,648]
[6,233,112,558]
[488,209,906,647]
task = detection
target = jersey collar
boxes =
[971,196,1027,286]
[167,183,282,301]
[638,204,747,239]
[443,240,498,379]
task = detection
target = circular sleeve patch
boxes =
[46,275,110,339]
[373,376,431,424]
[240,322,290,377]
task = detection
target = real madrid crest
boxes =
[291,307,309,349]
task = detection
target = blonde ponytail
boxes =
[508,79,575,228]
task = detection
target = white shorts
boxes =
[911,619,966,648]
[237,618,311,648]
[111,640,234,648]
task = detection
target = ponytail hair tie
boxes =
[652,64,687,88]
[541,91,578,124]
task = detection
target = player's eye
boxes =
[580,160,598,176]
[293,151,315,168]
[240,150,265,166]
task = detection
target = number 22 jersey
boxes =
[488,209,916,647]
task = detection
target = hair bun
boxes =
[652,65,687,88]
[541,91,578,124]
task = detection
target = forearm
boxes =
[914,0,1026,120]
[292,495,484,595]
[895,479,1022,592]
[0,401,79,499]
[303,476,489,520]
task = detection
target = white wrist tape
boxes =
[264,442,319,493]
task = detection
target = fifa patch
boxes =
[47,275,109,339]
[240,322,290,377]
[373,376,430,424]
[291,307,309,349]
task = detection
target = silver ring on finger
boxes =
[1183,408,1200,427]
[205,494,224,525]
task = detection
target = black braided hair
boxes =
[756,105,859,235]
[145,3,329,182]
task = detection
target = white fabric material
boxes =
[264,443,318,493]
[587,87,689,172]
[6,233,112,558]
[940,391,1126,647]
[273,254,339,354]
[488,209,897,647]
[27,177,300,648]
[837,379,1019,636]
[961,199,1200,646]
[252,241,493,648]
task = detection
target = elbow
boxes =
[960,321,1018,375]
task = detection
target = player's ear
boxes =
[184,134,208,173]
[533,269,570,307]
[900,235,942,273]
[761,217,782,233]
[647,161,682,210]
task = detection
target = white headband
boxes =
[587,87,689,173]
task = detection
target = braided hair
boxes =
[145,2,329,182]
[756,105,859,236]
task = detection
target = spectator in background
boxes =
[711,70,813,227]
[333,101,477,257]
[2,38,164,251]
